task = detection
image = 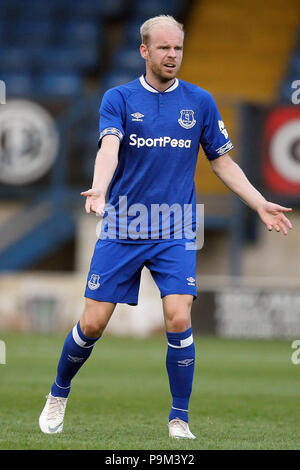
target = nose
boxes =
[168,48,177,58]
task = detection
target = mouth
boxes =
[163,63,176,70]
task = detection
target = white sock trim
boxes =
[55,381,71,389]
[168,334,193,349]
[172,406,189,412]
[72,325,95,348]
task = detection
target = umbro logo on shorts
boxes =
[186,277,196,286]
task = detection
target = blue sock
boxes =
[166,327,195,423]
[51,321,101,398]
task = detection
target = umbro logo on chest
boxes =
[131,112,144,122]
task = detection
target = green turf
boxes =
[0,332,299,450]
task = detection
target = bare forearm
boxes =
[92,148,118,196]
[211,155,266,211]
[210,154,293,235]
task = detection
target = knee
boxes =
[80,300,112,337]
[80,316,104,337]
[166,313,191,333]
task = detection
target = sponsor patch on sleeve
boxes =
[215,141,234,156]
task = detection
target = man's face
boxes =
[140,25,184,81]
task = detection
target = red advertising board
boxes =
[263,107,300,195]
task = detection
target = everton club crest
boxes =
[178,110,196,129]
[88,274,100,290]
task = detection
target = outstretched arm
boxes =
[81,134,120,216]
[210,154,293,235]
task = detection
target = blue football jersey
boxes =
[98,75,234,242]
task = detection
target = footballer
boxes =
[39,15,293,439]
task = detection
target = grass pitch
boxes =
[0,332,299,450]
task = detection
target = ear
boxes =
[140,43,148,60]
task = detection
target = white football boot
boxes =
[39,393,68,434]
[168,418,196,439]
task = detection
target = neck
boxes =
[144,71,176,92]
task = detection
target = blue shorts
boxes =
[84,239,197,305]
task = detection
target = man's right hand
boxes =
[80,189,106,216]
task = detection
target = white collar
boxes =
[139,74,179,93]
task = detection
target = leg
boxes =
[162,294,193,332]
[39,299,115,434]
[145,242,196,434]
[40,239,144,433]
[163,294,195,426]
[80,298,116,337]
[51,239,143,396]
[51,298,115,398]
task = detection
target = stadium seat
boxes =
[0,73,34,96]
[0,46,33,73]
[279,76,300,102]
[13,20,54,45]
[60,21,102,47]
[63,0,102,18]
[295,27,300,49]
[15,0,56,20]
[73,125,99,178]
[38,72,83,97]
[112,47,144,74]
[132,0,184,18]
[0,0,24,18]
[290,54,300,75]
[40,46,99,72]
[102,70,138,89]
[99,0,126,18]
[279,27,300,101]
[0,20,9,43]
[124,20,143,46]
[38,48,79,72]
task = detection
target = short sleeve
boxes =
[98,88,125,148]
[200,92,234,161]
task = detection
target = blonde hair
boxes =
[140,15,184,46]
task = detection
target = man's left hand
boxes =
[257,202,293,235]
